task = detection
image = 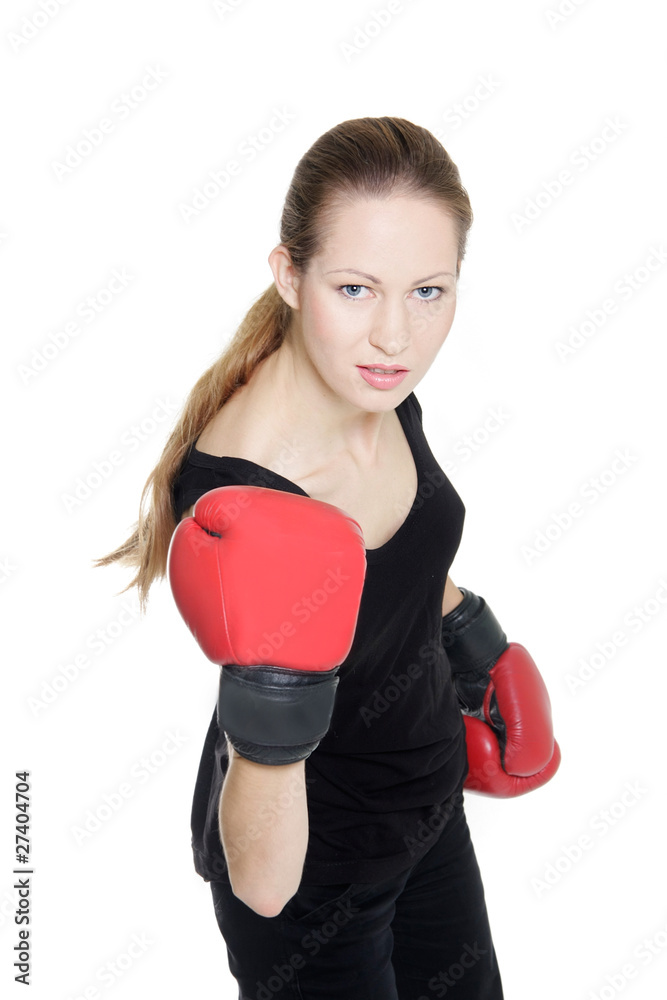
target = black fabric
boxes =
[209,794,504,999]
[173,391,469,885]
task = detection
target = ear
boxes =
[268,245,301,310]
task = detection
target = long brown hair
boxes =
[96,116,473,610]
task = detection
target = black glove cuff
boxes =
[441,588,509,675]
[217,665,339,766]
[228,737,321,766]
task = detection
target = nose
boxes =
[367,299,411,358]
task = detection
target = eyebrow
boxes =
[324,268,455,285]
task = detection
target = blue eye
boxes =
[338,284,445,302]
[414,286,443,300]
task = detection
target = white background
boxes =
[2,1,666,997]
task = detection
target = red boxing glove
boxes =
[442,589,561,797]
[464,716,562,797]
[168,486,367,764]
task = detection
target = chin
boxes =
[355,388,412,413]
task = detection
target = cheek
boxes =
[303,292,338,336]
[299,299,341,369]
[304,294,363,356]
[413,302,456,353]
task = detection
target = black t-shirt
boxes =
[172,391,468,885]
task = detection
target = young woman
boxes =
[100,116,559,999]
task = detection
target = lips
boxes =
[357,366,410,390]
[360,365,409,373]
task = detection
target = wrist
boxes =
[441,588,508,675]
[227,743,306,773]
[219,664,339,765]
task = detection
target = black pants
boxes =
[209,797,504,1000]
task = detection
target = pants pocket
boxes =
[281,881,360,925]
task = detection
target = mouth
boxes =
[359,365,409,374]
[357,365,410,390]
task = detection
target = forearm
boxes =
[442,574,465,616]
[219,745,309,917]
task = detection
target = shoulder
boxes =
[195,389,254,459]
[194,356,296,469]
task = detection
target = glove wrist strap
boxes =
[441,588,509,675]
[218,665,339,765]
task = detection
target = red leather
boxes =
[168,485,367,669]
[485,642,555,776]
[464,716,561,797]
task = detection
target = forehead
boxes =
[315,193,459,271]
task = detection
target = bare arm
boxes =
[179,503,309,916]
[219,748,309,917]
[442,574,465,616]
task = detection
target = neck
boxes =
[247,337,392,466]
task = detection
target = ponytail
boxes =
[95,283,290,611]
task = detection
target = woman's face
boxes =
[284,192,461,412]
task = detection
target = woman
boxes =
[100,117,557,998]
